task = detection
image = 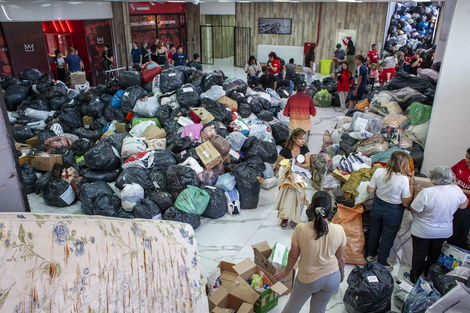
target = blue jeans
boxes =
[286,80,294,94]
[368,196,404,265]
[247,75,259,87]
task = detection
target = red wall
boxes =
[68,20,91,80]
[129,2,185,14]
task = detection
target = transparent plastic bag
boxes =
[409,102,432,125]
[349,112,384,135]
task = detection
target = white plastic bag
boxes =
[25,108,54,121]
[201,85,225,101]
[121,137,147,158]
[129,120,156,137]
[133,96,160,117]
[121,183,144,211]
[181,157,204,175]
[145,138,166,150]
[226,131,247,151]
[262,177,278,190]
[225,188,240,215]
[268,242,289,272]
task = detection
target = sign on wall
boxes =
[335,29,356,49]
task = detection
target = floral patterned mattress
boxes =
[0,213,208,312]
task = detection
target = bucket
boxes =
[320,59,332,75]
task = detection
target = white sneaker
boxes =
[366,255,378,263]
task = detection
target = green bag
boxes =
[174,185,210,215]
[313,89,332,108]
[409,102,432,125]
[268,242,289,270]
[131,118,161,128]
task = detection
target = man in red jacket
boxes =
[283,82,316,144]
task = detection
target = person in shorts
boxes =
[348,55,367,110]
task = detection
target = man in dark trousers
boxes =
[283,81,316,144]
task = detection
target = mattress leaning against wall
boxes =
[0,213,208,312]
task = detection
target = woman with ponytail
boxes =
[275,191,346,313]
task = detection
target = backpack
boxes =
[278,58,286,71]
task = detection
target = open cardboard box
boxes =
[252,241,296,294]
[30,153,63,171]
[233,258,288,313]
[209,276,259,313]
[141,123,166,140]
[218,261,238,288]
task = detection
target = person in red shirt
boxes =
[336,62,354,110]
[283,82,316,144]
[450,148,470,249]
[268,51,282,80]
[167,44,176,63]
[367,44,379,69]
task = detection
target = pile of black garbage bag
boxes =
[8,64,291,230]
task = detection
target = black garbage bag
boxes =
[237,102,252,118]
[32,73,53,94]
[174,148,201,164]
[118,71,142,89]
[149,191,174,213]
[168,136,192,154]
[149,168,167,190]
[59,108,82,129]
[83,169,120,182]
[75,127,102,141]
[42,178,75,207]
[292,73,306,86]
[271,122,289,146]
[19,68,42,82]
[121,86,146,115]
[90,116,109,131]
[201,186,227,219]
[170,106,191,120]
[34,172,52,194]
[57,148,76,168]
[115,167,154,190]
[423,88,435,106]
[435,274,467,295]
[100,93,113,104]
[84,142,120,171]
[246,96,263,114]
[5,85,30,110]
[388,72,432,93]
[175,66,195,83]
[93,193,121,217]
[244,139,278,163]
[234,163,262,210]
[83,98,107,118]
[134,199,162,219]
[61,98,79,110]
[331,92,341,107]
[176,83,200,107]
[155,104,172,127]
[36,129,55,152]
[257,96,271,110]
[201,98,232,124]
[190,69,205,85]
[14,116,38,126]
[142,81,153,93]
[277,87,290,99]
[44,83,67,100]
[340,132,358,154]
[104,104,126,122]
[163,206,201,230]
[49,96,68,110]
[114,208,135,219]
[256,110,274,122]
[322,78,338,94]
[28,98,50,111]
[2,76,20,90]
[229,91,246,104]
[203,73,224,92]
[12,126,34,143]
[165,165,199,199]
[409,142,424,172]
[160,68,185,94]
[428,263,450,285]
[20,164,37,194]
[101,133,129,152]
[223,79,248,97]
[152,150,177,170]
[343,262,394,313]
[79,181,114,215]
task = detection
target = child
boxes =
[258,65,277,90]
[171,46,187,66]
[379,50,397,87]
[244,55,262,87]
[187,53,202,71]
[167,44,176,61]
[336,62,354,110]
[369,63,379,84]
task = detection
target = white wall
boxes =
[200,2,235,15]
[0,1,113,22]
[421,0,470,173]
[434,0,456,63]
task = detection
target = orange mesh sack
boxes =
[332,204,365,265]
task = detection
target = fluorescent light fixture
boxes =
[412,0,431,2]
[1,5,12,21]
[40,3,52,7]
[168,0,186,2]
[218,0,232,2]
[273,0,290,2]
[238,1,252,2]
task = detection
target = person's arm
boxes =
[335,245,346,282]
[79,60,84,71]
[295,152,310,170]
[109,56,114,63]
[411,58,420,68]
[65,62,69,73]
[273,244,300,279]
[309,99,316,117]
[139,54,142,66]
[341,54,347,62]
[274,80,277,90]
[274,154,286,172]
[353,75,362,95]
[283,100,290,116]
[309,60,314,73]
[401,174,415,205]
[459,198,469,209]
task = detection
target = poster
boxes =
[157,14,179,29]
[130,15,156,30]
[336,29,357,49]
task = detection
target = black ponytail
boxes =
[307,191,332,240]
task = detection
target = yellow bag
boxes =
[355,98,369,112]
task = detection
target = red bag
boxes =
[142,61,162,83]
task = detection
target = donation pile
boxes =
[7,63,292,229]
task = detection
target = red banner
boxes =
[128,2,185,15]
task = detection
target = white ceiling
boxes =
[0,0,434,4]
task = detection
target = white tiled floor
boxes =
[27,58,410,313]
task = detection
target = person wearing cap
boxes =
[283,82,316,144]
[332,43,347,73]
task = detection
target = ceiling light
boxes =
[412,0,431,2]
[41,4,52,7]
[68,2,83,4]
[238,1,252,2]
[218,0,231,2]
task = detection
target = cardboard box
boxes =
[115,122,127,134]
[209,277,260,313]
[233,258,288,313]
[18,155,30,165]
[196,141,223,169]
[70,71,86,84]
[218,261,238,288]
[15,143,31,156]
[437,241,470,270]
[252,241,296,294]
[82,115,94,129]
[26,136,39,149]
[217,96,238,111]
[30,153,63,172]
[311,168,323,190]
[141,123,166,140]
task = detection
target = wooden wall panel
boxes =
[236,2,388,71]
[201,15,235,59]
[186,4,201,60]
[112,2,132,69]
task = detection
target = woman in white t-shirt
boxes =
[366,151,414,270]
[404,166,468,284]
[379,50,397,87]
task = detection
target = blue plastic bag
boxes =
[403,277,441,313]
[111,90,125,109]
